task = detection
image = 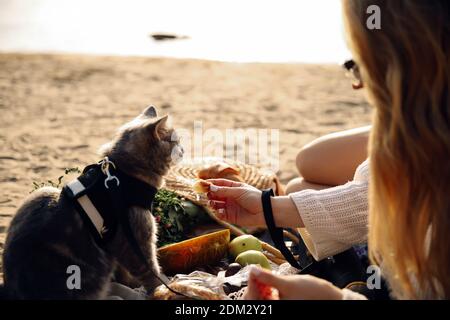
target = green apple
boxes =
[235,250,271,270]
[229,235,262,259]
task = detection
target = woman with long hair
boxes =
[207,0,450,299]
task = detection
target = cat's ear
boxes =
[148,115,169,140]
[141,105,158,118]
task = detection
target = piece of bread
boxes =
[197,163,244,182]
[192,179,211,193]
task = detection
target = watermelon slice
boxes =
[158,229,230,275]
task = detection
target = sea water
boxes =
[0,0,351,63]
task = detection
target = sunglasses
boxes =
[343,59,357,71]
[342,59,363,89]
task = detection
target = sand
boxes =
[0,53,371,281]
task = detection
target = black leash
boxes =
[105,179,190,299]
[261,189,302,269]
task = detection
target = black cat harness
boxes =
[62,157,197,299]
[63,157,157,247]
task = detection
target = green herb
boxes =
[153,189,210,247]
[31,167,81,192]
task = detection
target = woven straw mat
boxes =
[162,157,279,214]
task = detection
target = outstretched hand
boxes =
[244,266,344,300]
[206,179,265,227]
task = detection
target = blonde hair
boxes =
[343,0,450,298]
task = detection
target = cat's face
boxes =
[99,106,183,186]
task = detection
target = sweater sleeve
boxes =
[289,160,369,261]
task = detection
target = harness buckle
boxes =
[99,157,120,189]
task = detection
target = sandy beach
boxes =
[0,53,371,281]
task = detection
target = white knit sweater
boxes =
[289,159,370,262]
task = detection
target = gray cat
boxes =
[1,106,182,299]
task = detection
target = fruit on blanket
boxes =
[225,263,242,277]
[182,200,205,217]
[235,250,271,270]
[229,235,262,259]
[158,229,230,275]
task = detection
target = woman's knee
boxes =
[295,144,321,182]
[285,177,329,194]
[295,127,370,186]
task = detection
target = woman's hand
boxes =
[206,179,304,228]
[244,266,344,300]
[206,179,265,227]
